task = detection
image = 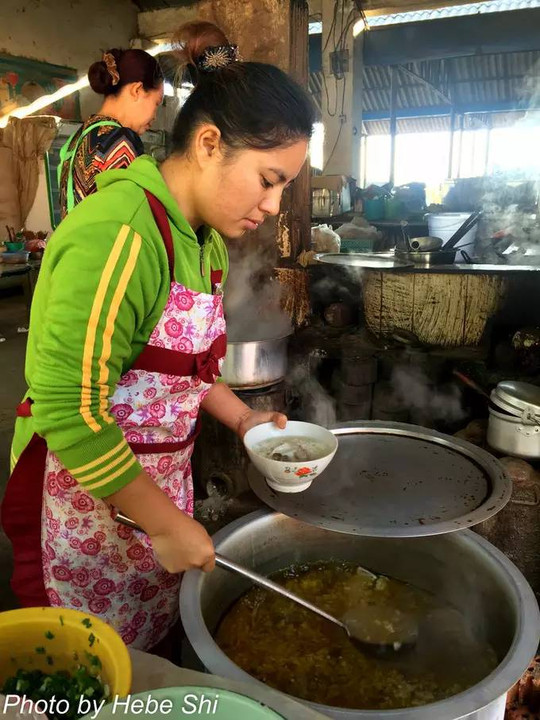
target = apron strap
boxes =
[211,269,223,293]
[132,332,226,381]
[17,398,33,417]
[144,190,175,281]
[144,190,224,292]
[16,398,202,455]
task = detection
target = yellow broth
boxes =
[215,562,498,710]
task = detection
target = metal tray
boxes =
[248,421,511,537]
[314,253,413,270]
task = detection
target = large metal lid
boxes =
[491,381,540,423]
[314,252,413,270]
[248,421,511,538]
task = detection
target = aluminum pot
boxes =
[487,381,540,458]
[487,406,540,458]
[220,334,291,389]
[180,510,540,720]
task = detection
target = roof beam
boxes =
[397,64,452,105]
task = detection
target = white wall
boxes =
[0,0,138,118]
[138,8,197,41]
[0,0,138,69]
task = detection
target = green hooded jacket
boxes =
[11,155,228,498]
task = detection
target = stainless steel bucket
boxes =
[180,510,540,720]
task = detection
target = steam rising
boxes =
[287,356,337,428]
[224,244,292,342]
[391,365,465,425]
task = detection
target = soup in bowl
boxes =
[243,421,338,493]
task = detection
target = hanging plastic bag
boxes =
[310,224,341,253]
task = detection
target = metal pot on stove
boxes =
[181,510,539,720]
[220,332,292,390]
[488,381,540,458]
[181,422,540,720]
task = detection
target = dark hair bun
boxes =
[87,48,162,96]
[173,21,230,78]
[88,60,113,94]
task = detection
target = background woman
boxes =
[59,48,164,217]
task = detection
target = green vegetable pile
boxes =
[2,660,109,719]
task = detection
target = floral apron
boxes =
[1,191,226,650]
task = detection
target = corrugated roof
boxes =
[363,110,527,134]
[368,0,540,26]
[309,49,540,134]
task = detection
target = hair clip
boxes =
[103,52,120,86]
[195,45,239,72]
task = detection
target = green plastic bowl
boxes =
[82,687,285,720]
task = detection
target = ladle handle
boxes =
[112,511,347,633]
[215,554,347,632]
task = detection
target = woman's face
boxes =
[124,82,164,135]
[196,137,308,238]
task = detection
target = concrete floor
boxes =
[0,290,29,612]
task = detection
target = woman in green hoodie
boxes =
[1,21,315,651]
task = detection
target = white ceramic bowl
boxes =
[243,421,338,493]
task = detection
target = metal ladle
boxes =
[215,555,418,655]
[114,511,418,655]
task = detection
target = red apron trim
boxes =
[132,333,227,383]
[1,434,50,608]
[144,190,175,281]
[145,189,224,296]
[17,398,33,417]
[15,404,202,455]
[211,269,223,293]
[128,417,202,455]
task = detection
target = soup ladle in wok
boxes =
[114,511,419,655]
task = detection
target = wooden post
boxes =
[288,0,311,259]
[212,0,311,260]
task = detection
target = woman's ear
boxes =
[129,81,144,100]
[193,124,224,168]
